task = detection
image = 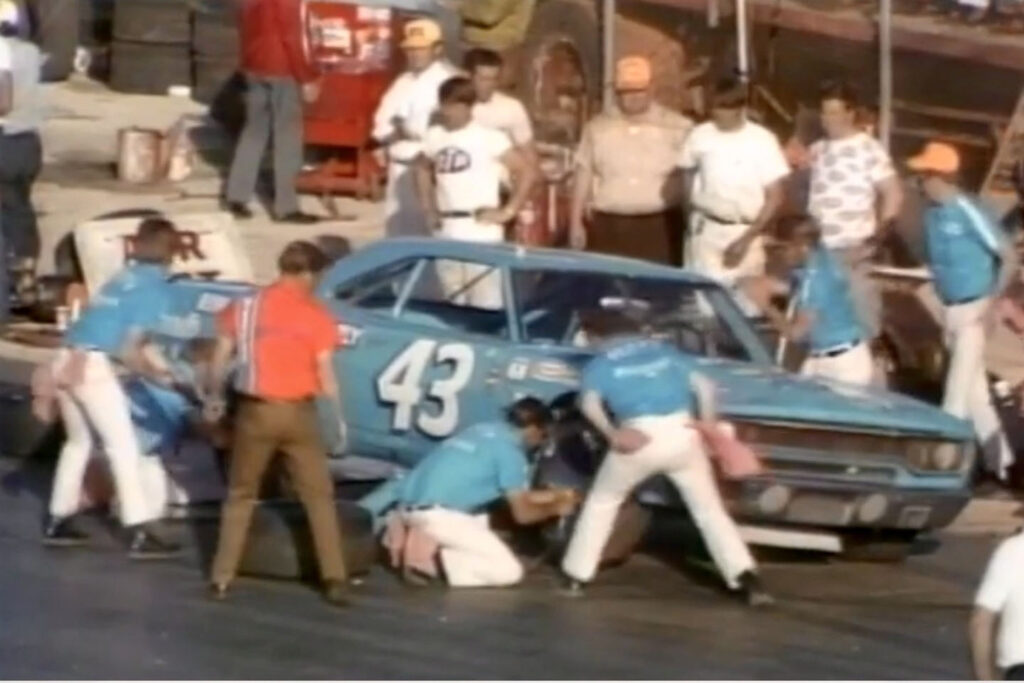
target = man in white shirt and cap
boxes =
[373,18,457,239]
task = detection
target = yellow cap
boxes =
[614,56,653,91]
[400,18,442,49]
[907,141,961,174]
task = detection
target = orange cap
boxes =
[401,18,442,49]
[614,56,653,91]
[907,141,961,174]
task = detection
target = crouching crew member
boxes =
[560,310,771,606]
[43,217,181,559]
[360,398,578,588]
[204,241,349,606]
[908,141,1017,481]
[740,216,873,386]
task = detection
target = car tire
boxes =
[109,41,191,95]
[0,381,61,461]
[193,1,238,60]
[26,0,79,82]
[112,0,191,45]
[837,530,917,563]
[188,499,377,580]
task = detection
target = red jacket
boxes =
[238,0,317,82]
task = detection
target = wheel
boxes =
[837,530,917,563]
[517,0,600,145]
[112,0,191,44]
[188,499,378,579]
[26,0,79,81]
[109,41,191,95]
[193,1,238,60]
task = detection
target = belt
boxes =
[440,211,475,219]
[694,209,747,227]
[946,294,984,307]
[811,340,860,358]
[403,504,441,512]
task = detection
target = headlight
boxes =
[905,441,964,472]
[931,443,963,471]
[906,442,933,470]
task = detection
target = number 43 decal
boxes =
[377,339,476,438]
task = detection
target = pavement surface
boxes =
[0,458,1011,680]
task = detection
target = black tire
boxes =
[837,530,917,563]
[188,499,377,580]
[193,2,238,60]
[26,0,79,81]
[517,0,600,145]
[206,71,247,139]
[112,0,191,44]
[109,41,191,95]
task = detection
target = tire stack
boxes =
[191,0,245,135]
[109,0,192,95]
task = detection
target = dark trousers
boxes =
[589,209,683,266]
[1007,664,1024,680]
[0,130,42,263]
[224,75,303,217]
[211,398,347,584]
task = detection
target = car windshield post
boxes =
[392,258,430,318]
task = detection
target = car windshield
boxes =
[511,268,772,364]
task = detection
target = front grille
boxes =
[763,457,895,484]
[733,422,908,458]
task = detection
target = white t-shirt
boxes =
[975,530,1024,669]
[678,120,790,225]
[422,121,512,214]
[373,60,457,163]
[473,92,533,147]
[808,131,896,249]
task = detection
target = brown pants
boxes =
[211,398,346,584]
[589,209,682,266]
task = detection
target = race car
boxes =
[136,231,974,556]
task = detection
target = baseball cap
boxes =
[614,56,653,91]
[907,141,961,174]
[0,0,19,28]
[400,18,442,49]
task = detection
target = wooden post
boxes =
[879,0,894,151]
[602,0,616,112]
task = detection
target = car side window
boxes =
[399,258,510,340]
[333,259,418,313]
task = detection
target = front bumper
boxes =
[636,475,971,533]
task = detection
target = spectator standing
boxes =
[373,18,457,239]
[223,0,320,224]
[908,141,1016,481]
[414,76,536,307]
[464,48,534,153]
[807,81,903,343]
[204,241,349,606]
[570,56,692,265]
[359,398,577,588]
[0,1,42,298]
[43,218,182,558]
[970,528,1024,680]
[678,76,789,287]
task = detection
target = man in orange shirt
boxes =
[204,241,348,606]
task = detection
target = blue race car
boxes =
[162,238,976,556]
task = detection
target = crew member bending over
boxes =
[741,216,873,386]
[560,309,771,606]
[360,397,577,588]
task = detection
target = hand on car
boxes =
[723,233,755,269]
[611,427,650,454]
[476,207,512,225]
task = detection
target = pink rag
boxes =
[693,421,765,479]
[382,512,441,578]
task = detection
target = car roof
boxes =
[341,238,718,286]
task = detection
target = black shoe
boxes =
[276,211,320,225]
[207,582,230,602]
[224,201,253,220]
[323,580,351,608]
[128,528,182,560]
[737,570,774,608]
[42,517,89,547]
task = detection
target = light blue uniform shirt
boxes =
[581,338,696,419]
[924,193,1003,305]
[793,247,864,353]
[359,422,530,517]
[65,263,174,356]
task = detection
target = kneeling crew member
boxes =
[560,310,771,606]
[741,216,873,386]
[360,397,577,588]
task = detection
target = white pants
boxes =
[800,341,874,386]
[436,218,504,309]
[48,351,155,527]
[943,298,1014,478]
[404,507,523,588]
[687,215,766,288]
[385,161,429,239]
[562,413,755,588]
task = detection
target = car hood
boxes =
[694,359,972,440]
